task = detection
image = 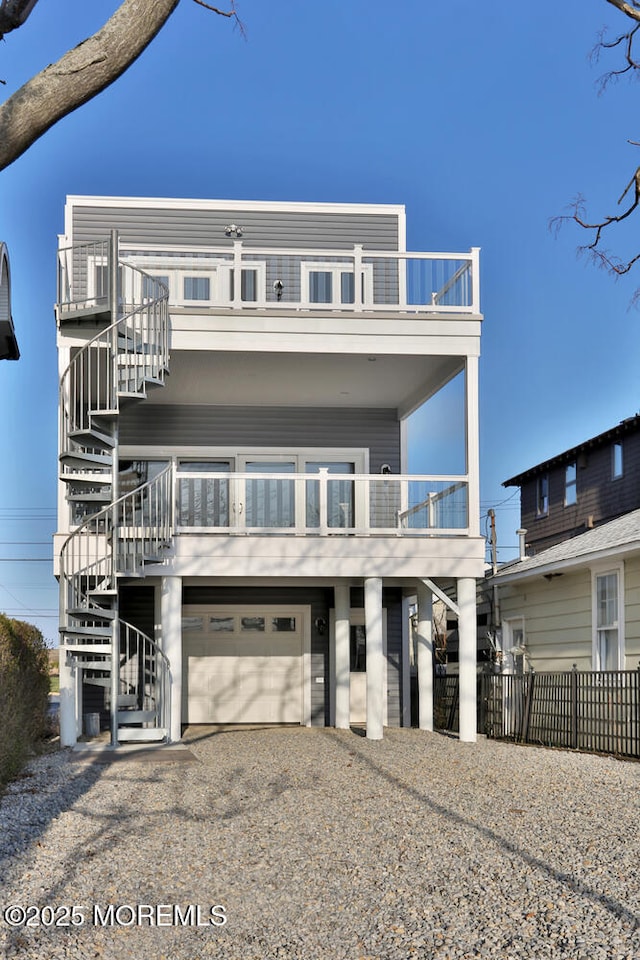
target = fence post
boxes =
[522,668,535,743]
[636,663,640,760]
[571,664,578,750]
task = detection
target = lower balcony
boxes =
[174,468,470,537]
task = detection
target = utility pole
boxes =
[488,509,502,671]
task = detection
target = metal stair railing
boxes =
[59,465,174,738]
[59,269,169,461]
[58,235,171,743]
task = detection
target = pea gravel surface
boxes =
[0,726,638,960]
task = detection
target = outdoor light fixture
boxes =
[273,279,283,300]
[224,223,243,237]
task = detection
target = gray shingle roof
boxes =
[493,508,640,581]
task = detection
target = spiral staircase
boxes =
[57,233,173,744]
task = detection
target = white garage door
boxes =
[182,606,306,724]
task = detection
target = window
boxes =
[564,462,577,506]
[302,262,372,307]
[613,441,623,479]
[536,475,549,516]
[228,268,258,302]
[183,276,211,301]
[593,568,623,671]
[177,460,231,528]
[350,624,367,672]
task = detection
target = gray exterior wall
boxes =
[72,203,400,251]
[120,405,401,474]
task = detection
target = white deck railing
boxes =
[58,240,480,316]
[174,469,469,536]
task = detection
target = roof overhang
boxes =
[492,537,640,585]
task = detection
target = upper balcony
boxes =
[56,237,480,322]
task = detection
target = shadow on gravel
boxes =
[326,729,640,930]
[181,723,299,746]
[0,749,107,878]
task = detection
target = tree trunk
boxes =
[0,0,181,170]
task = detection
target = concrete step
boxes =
[117,727,167,743]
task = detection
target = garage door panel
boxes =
[183,606,305,724]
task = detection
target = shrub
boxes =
[0,614,50,788]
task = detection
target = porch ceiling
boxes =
[145,350,462,413]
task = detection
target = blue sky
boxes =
[1,0,639,643]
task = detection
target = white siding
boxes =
[500,570,592,670]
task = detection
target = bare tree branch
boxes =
[0,0,242,171]
[192,0,245,37]
[605,0,640,24]
[0,0,40,40]
[556,1,640,296]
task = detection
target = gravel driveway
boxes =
[0,726,638,959]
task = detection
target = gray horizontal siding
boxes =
[72,204,399,251]
[120,405,401,473]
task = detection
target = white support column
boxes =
[161,575,182,743]
[365,577,384,740]
[59,651,77,747]
[465,355,480,538]
[334,584,350,729]
[458,577,477,743]
[417,581,434,732]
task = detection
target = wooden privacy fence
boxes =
[434,667,640,759]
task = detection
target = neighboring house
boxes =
[503,415,640,555]
[490,417,640,673]
[54,195,484,747]
[492,509,640,673]
[0,243,19,360]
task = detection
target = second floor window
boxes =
[536,475,549,517]
[184,276,211,301]
[565,462,577,506]
[612,441,623,479]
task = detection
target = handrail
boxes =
[59,269,169,457]
[60,463,173,584]
[59,237,172,742]
[59,238,480,314]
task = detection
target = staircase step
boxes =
[117,710,157,724]
[78,661,112,671]
[69,428,115,450]
[61,624,112,639]
[59,451,112,470]
[66,491,112,502]
[88,408,118,422]
[88,587,117,598]
[60,471,112,487]
[117,694,138,708]
[63,643,112,655]
[117,727,167,743]
[68,607,116,622]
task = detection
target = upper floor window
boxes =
[183,275,211,301]
[564,462,577,506]
[536,474,549,517]
[301,262,372,307]
[612,441,623,479]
